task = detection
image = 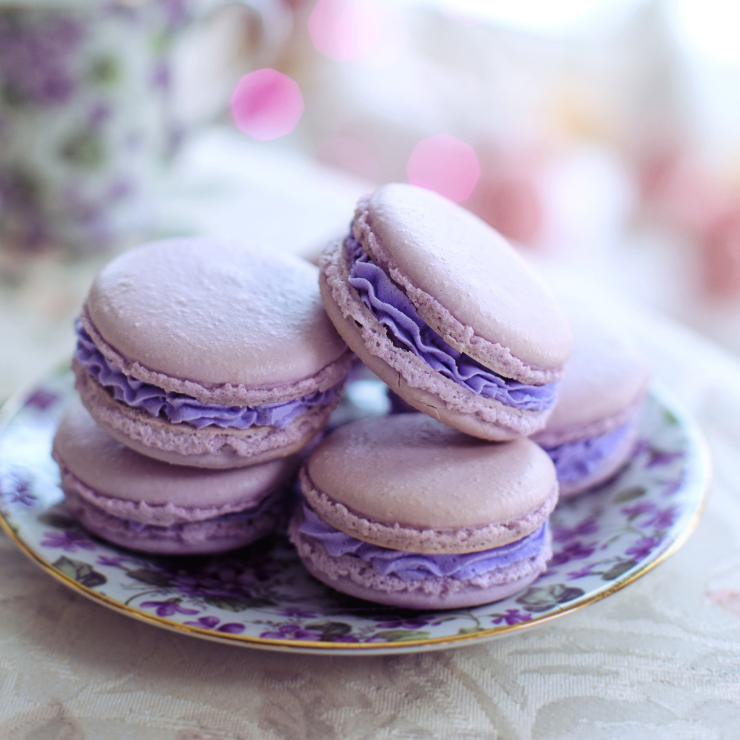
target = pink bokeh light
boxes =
[230,69,304,141]
[308,0,407,68]
[465,175,544,245]
[406,135,480,203]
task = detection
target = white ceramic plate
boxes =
[0,368,710,655]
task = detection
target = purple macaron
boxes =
[319,183,572,441]
[289,414,557,609]
[531,313,650,497]
[53,400,299,554]
[74,237,353,468]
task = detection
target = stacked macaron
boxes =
[289,414,556,609]
[287,182,577,608]
[54,237,352,554]
[319,183,572,441]
[74,238,352,469]
[531,313,650,497]
[54,400,299,554]
[298,182,650,608]
[51,181,648,613]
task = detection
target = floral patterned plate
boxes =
[0,368,710,655]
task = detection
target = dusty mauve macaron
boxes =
[531,314,650,497]
[74,237,352,468]
[53,400,299,554]
[289,414,557,609]
[319,183,572,441]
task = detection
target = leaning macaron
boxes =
[531,313,650,497]
[289,414,557,609]
[319,183,572,441]
[74,238,352,468]
[52,400,299,554]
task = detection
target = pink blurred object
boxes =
[465,174,543,246]
[308,0,407,67]
[638,146,740,299]
[700,207,740,300]
[406,134,480,203]
[639,147,730,236]
[463,148,545,246]
[231,69,304,141]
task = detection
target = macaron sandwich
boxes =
[289,414,557,609]
[53,400,298,554]
[532,313,650,496]
[319,183,572,441]
[74,238,352,468]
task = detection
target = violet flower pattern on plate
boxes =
[0,368,708,653]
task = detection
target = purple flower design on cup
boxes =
[40,529,95,552]
[259,624,323,641]
[184,616,245,634]
[161,0,190,29]
[0,15,84,107]
[140,598,199,618]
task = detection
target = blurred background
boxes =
[2,0,740,402]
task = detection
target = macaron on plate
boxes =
[320,183,572,441]
[0,368,709,655]
[75,238,351,468]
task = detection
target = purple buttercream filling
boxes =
[345,233,558,411]
[297,502,549,581]
[542,418,636,485]
[74,321,335,430]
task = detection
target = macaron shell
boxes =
[356,184,571,370]
[54,399,298,505]
[92,413,323,470]
[87,238,348,387]
[302,467,556,554]
[536,313,650,435]
[307,414,557,531]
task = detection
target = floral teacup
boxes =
[0,0,287,253]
